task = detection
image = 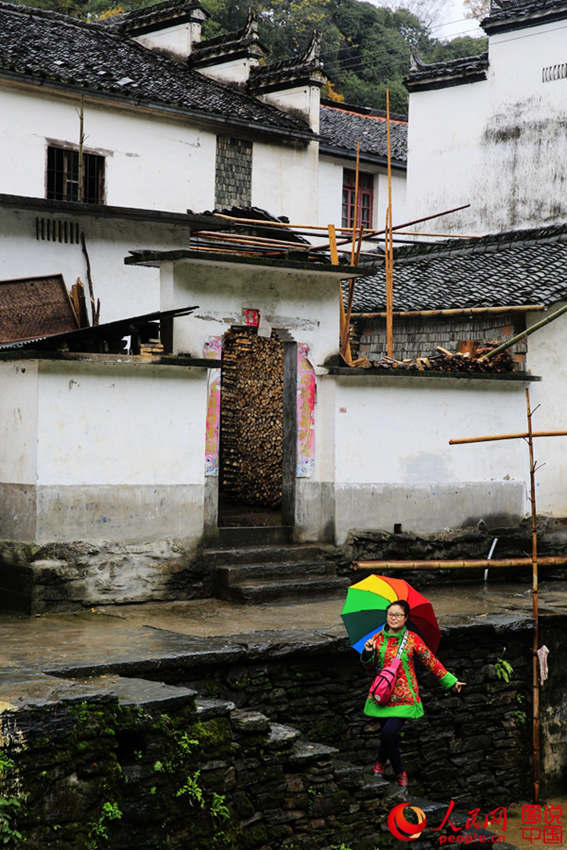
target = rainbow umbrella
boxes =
[341,574,441,654]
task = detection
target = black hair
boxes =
[386,600,410,618]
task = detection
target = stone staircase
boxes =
[207,535,350,604]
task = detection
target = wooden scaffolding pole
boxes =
[449,387,567,803]
[385,89,394,358]
[352,556,567,571]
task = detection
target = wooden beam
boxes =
[450,429,567,445]
[352,305,545,319]
[352,556,567,571]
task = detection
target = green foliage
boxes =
[495,654,514,684]
[86,800,123,850]
[176,732,199,757]
[210,793,230,822]
[176,770,205,808]
[0,797,23,845]
[0,758,14,780]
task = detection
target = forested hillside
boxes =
[10,0,487,112]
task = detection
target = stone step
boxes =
[214,560,336,589]
[204,542,331,566]
[220,575,351,604]
[215,526,294,547]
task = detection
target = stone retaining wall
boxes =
[0,675,445,850]
[166,619,536,809]
[3,612,564,847]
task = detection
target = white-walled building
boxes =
[405,0,567,236]
[0,0,407,323]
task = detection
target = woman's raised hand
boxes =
[453,681,467,693]
[364,638,374,651]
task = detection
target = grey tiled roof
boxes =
[482,0,567,33]
[405,53,489,92]
[319,104,407,165]
[105,0,206,36]
[0,2,313,139]
[349,224,567,312]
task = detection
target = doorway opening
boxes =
[219,326,283,527]
[218,326,295,528]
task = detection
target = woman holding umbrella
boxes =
[341,576,465,790]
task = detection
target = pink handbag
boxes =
[369,631,409,706]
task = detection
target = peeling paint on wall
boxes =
[297,343,315,477]
[204,336,222,476]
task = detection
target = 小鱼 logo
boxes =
[387,803,428,841]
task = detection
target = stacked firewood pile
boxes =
[368,344,515,374]
[220,328,284,507]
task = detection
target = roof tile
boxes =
[0,1,313,138]
[350,224,567,312]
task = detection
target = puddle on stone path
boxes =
[90,580,567,637]
[0,580,564,673]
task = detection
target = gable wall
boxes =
[407,18,567,235]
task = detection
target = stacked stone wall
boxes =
[215,136,253,208]
[175,620,535,808]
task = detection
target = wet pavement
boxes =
[0,580,565,684]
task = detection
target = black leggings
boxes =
[377,717,406,775]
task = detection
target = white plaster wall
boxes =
[407,18,567,235]
[406,79,489,235]
[331,375,529,539]
[134,23,196,59]
[0,86,216,213]
[260,86,320,133]
[377,171,406,230]
[199,57,260,85]
[164,258,343,368]
[0,208,192,323]
[0,360,38,484]
[35,359,208,486]
[252,140,319,223]
[525,308,567,515]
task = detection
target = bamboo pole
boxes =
[526,388,540,803]
[330,224,352,365]
[77,96,84,203]
[194,231,310,249]
[351,141,360,265]
[309,204,471,254]
[450,429,567,445]
[479,302,567,361]
[385,90,394,357]
[352,556,567,571]
[352,305,545,319]
[394,231,482,239]
[341,144,361,358]
[212,213,371,232]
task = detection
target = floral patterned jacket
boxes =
[360,628,457,718]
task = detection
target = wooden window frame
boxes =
[46,144,105,204]
[342,168,374,230]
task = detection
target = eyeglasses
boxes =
[388,612,405,619]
